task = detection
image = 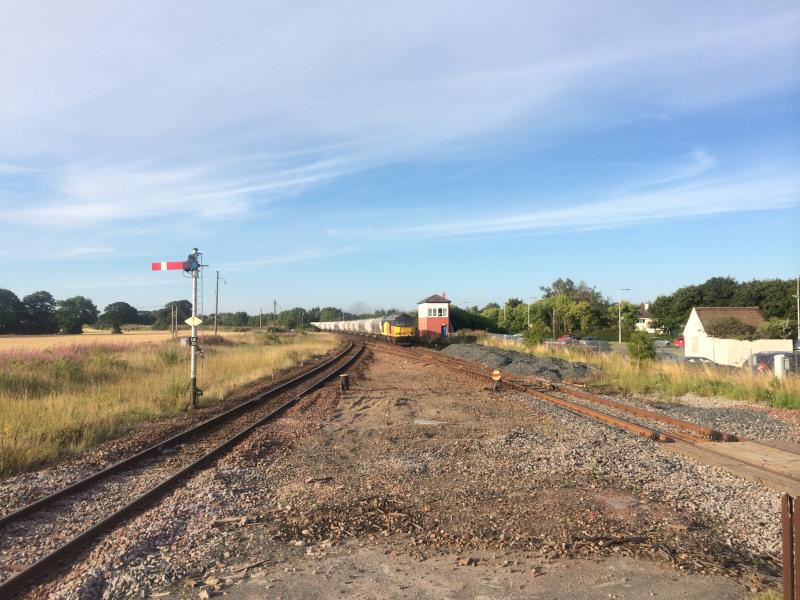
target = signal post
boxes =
[152,248,204,408]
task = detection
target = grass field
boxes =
[0,330,249,351]
[479,336,800,408]
[0,332,339,477]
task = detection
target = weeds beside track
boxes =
[0,332,339,477]
[479,336,800,408]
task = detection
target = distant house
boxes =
[634,303,661,334]
[683,307,792,367]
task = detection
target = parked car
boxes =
[672,335,685,348]
[684,356,714,365]
[579,336,601,345]
[744,351,799,373]
[657,352,683,362]
[654,338,672,347]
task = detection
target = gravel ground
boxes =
[12,348,783,599]
[442,343,594,381]
[443,342,800,443]
[597,392,800,444]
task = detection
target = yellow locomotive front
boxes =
[380,313,417,343]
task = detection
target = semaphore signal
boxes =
[152,247,205,408]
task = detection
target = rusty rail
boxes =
[783,494,800,600]
[0,343,364,598]
[362,340,675,442]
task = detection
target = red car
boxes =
[672,335,685,348]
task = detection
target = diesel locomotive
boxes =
[311,313,417,343]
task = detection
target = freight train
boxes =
[311,313,417,343]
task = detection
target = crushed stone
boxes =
[442,343,594,382]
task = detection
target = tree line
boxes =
[452,276,797,342]
[648,276,797,337]
[2,276,795,339]
[0,287,402,335]
[450,278,640,341]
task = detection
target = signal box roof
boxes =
[417,294,451,304]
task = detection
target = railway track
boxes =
[0,341,364,598]
[360,338,800,494]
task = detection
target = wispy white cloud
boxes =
[0,2,797,233]
[221,245,361,272]
[57,246,115,257]
[331,168,799,240]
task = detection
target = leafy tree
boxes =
[606,301,638,340]
[704,316,754,340]
[566,301,595,335]
[319,306,345,322]
[56,296,99,334]
[480,306,502,330]
[649,276,797,336]
[153,300,192,329]
[278,307,307,329]
[523,322,548,346]
[756,318,793,340]
[541,294,575,337]
[0,288,25,334]
[540,278,611,329]
[138,310,157,326]
[506,298,523,309]
[628,331,656,364]
[22,291,59,334]
[98,302,140,333]
[450,306,498,332]
[482,302,500,311]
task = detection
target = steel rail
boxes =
[360,340,686,442]
[364,339,800,484]
[0,341,354,530]
[0,343,364,599]
[396,343,730,443]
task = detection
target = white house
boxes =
[635,303,662,334]
[683,307,792,367]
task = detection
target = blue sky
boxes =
[1,1,798,314]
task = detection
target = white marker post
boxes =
[152,248,204,408]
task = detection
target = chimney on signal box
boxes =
[442,291,446,299]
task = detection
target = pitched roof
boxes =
[637,304,652,318]
[418,294,451,304]
[695,307,764,330]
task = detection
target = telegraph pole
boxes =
[214,271,220,336]
[794,276,799,341]
[259,308,262,329]
[618,288,630,344]
[273,300,277,328]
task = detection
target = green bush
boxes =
[628,331,656,363]
[523,323,548,346]
[158,348,179,366]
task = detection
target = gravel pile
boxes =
[442,343,593,381]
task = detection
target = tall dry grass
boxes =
[0,332,338,477]
[479,337,800,408]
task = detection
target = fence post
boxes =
[783,493,796,600]
[794,502,800,600]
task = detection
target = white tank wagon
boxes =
[311,314,417,344]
